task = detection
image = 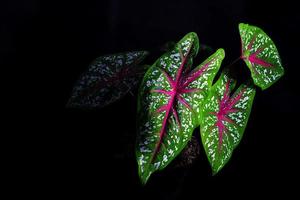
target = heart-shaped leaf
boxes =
[67,51,148,108]
[136,32,225,184]
[200,71,256,174]
[239,23,284,90]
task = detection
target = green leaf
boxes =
[67,51,148,109]
[200,71,256,174]
[136,32,225,184]
[239,23,284,90]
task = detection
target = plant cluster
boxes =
[68,23,284,184]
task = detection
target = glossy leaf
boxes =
[67,51,148,108]
[136,32,225,184]
[200,71,256,174]
[239,23,284,90]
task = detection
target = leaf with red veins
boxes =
[200,71,256,174]
[177,94,192,110]
[150,89,172,96]
[179,88,201,94]
[239,23,284,90]
[172,107,181,128]
[155,105,168,113]
[67,51,149,109]
[248,48,273,68]
[210,81,243,151]
[136,32,225,184]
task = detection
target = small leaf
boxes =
[200,71,256,174]
[239,23,284,90]
[67,51,148,108]
[136,32,224,184]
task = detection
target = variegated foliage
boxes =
[68,51,148,108]
[136,32,225,184]
[239,23,284,90]
[200,71,256,174]
[66,23,285,184]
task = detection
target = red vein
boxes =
[241,35,273,71]
[151,92,177,162]
[156,105,168,113]
[172,107,181,128]
[211,81,245,152]
[182,61,212,88]
[150,42,216,162]
[177,95,192,110]
[249,48,273,68]
[151,89,172,96]
[150,45,192,162]
[158,68,175,88]
[179,88,201,94]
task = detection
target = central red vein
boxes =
[248,48,273,68]
[150,45,212,162]
[241,34,273,73]
[150,48,190,162]
[210,81,244,152]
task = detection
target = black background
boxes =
[3,0,300,198]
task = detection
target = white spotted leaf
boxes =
[239,23,284,90]
[136,32,224,184]
[67,51,148,108]
[200,71,256,174]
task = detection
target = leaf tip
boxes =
[187,32,200,54]
[212,169,219,176]
[216,48,225,58]
[138,170,152,185]
[187,31,198,39]
[210,163,223,176]
[211,162,227,176]
[238,22,247,30]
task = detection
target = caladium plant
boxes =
[136,33,224,184]
[67,23,284,185]
[67,51,148,109]
[200,71,256,174]
[239,23,284,90]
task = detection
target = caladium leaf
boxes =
[239,23,284,90]
[136,32,225,184]
[200,71,256,174]
[67,51,148,108]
